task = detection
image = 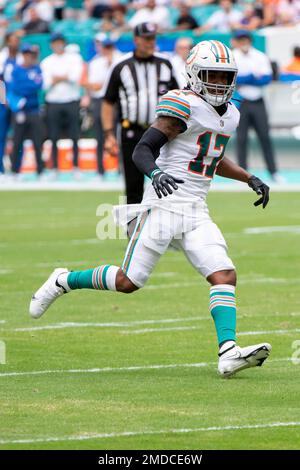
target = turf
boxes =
[0,190,300,450]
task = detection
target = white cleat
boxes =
[29,268,69,319]
[218,342,272,378]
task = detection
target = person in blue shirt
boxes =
[0,32,22,177]
[232,31,282,183]
[10,43,45,177]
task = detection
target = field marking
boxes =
[121,326,300,336]
[0,362,210,378]
[11,316,209,332]
[144,278,298,290]
[0,420,300,445]
[121,326,199,334]
[0,277,298,297]
[0,357,294,379]
[0,238,102,248]
[3,311,299,333]
[244,226,300,235]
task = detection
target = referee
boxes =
[101,22,178,205]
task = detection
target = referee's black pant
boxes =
[46,101,80,169]
[120,124,146,205]
[91,97,104,175]
[11,111,44,174]
[237,98,277,175]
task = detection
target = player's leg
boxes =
[67,101,80,169]
[11,117,26,174]
[250,99,277,176]
[29,209,168,318]
[181,221,271,378]
[236,100,251,171]
[47,103,61,171]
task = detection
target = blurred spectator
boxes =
[10,44,44,178]
[84,0,117,19]
[65,0,87,19]
[171,37,193,87]
[280,46,300,80]
[65,43,84,70]
[232,31,282,183]
[0,2,8,40]
[276,0,300,25]
[260,0,299,26]
[83,34,122,178]
[16,0,34,21]
[22,6,51,34]
[195,0,243,34]
[231,4,263,31]
[173,2,198,31]
[129,0,173,6]
[34,0,54,22]
[99,6,129,37]
[98,8,114,33]
[53,1,66,20]
[0,32,22,178]
[129,0,171,30]
[262,0,278,26]
[41,33,82,178]
[111,5,129,37]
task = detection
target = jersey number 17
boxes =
[188,131,230,178]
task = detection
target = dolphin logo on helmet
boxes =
[185,40,238,107]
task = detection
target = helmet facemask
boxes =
[198,69,237,107]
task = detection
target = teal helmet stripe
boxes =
[223,44,231,63]
[209,40,220,62]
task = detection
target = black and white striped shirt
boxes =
[102,52,179,127]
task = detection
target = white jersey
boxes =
[113,89,240,227]
[142,89,240,206]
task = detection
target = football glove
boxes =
[248,175,270,209]
[151,169,184,199]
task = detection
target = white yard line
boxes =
[121,326,200,334]
[244,226,300,234]
[0,362,209,378]
[144,278,295,290]
[0,420,299,445]
[0,357,294,379]
[239,328,300,336]
[121,326,300,335]
[12,316,209,332]
[3,312,298,333]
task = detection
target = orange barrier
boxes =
[20,140,37,173]
[78,138,97,171]
[20,138,119,173]
[57,139,74,171]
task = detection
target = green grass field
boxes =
[0,190,300,450]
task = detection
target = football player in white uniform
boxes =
[30,41,271,378]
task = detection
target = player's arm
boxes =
[101,64,121,155]
[216,157,270,208]
[132,116,185,198]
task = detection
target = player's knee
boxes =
[116,270,139,293]
[207,269,237,286]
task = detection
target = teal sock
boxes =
[66,265,119,291]
[210,284,236,345]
